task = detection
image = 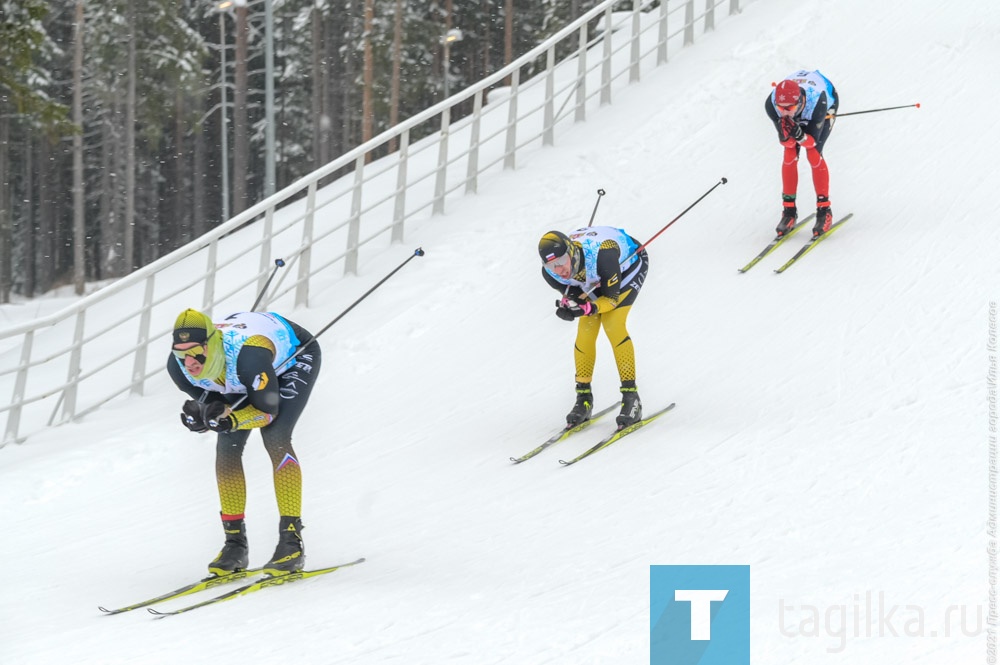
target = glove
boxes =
[780,117,804,143]
[204,401,237,433]
[555,298,594,321]
[180,400,208,433]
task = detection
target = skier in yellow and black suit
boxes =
[167,309,321,577]
[539,226,649,429]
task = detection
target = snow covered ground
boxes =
[1,0,997,663]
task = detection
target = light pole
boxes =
[442,27,463,100]
[217,1,232,222]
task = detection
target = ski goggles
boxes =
[545,253,573,270]
[776,103,798,116]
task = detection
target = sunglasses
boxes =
[173,344,208,361]
[172,331,215,361]
[777,103,798,116]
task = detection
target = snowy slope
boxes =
[1,0,997,663]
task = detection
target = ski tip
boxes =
[97,606,112,614]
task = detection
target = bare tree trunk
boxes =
[389,0,402,153]
[311,4,326,169]
[232,3,249,216]
[172,88,186,246]
[504,0,514,87]
[99,117,113,280]
[23,133,35,298]
[0,111,10,303]
[37,136,53,293]
[193,119,207,237]
[72,0,86,295]
[482,0,491,78]
[361,0,374,159]
[124,0,136,273]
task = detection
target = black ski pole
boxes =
[577,178,727,299]
[829,103,920,118]
[586,189,606,227]
[278,247,425,371]
[251,258,287,311]
[626,177,727,261]
[217,248,426,417]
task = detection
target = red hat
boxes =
[775,79,802,106]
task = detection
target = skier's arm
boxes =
[228,338,281,430]
[590,242,626,314]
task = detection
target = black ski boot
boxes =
[616,380,643,428]
[813,196,832,237]
[775,196,797,237]
[208,517,249,576]
[566,382,593,426]
[264,516,305,576]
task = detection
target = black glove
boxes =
[555,298,594,321]
[788,122,804,142]
[180,400,208,432]
[204,401,237,433]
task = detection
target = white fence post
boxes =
[629,3,641,83]
[466,93,483,193]
[130,274,155,396]
[3,330,33,446]
[705,0,716,31]
[504,69,520,170]
[544,46,556,146]
[730,0,741,15]
[575,24,588,122]
[346,155,365,275]
[601,7,613,105]
[296,182,317,307]
[61,310,86,424]
[393,129,410,239]
[685,0,695,45]
[658,0,670,64]
[434,107,451,214]
[202,240,218,311]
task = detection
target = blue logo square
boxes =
[650,565,750,665]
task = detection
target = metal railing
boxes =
[0,0,746,447]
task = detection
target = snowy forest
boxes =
[0,0,611,302]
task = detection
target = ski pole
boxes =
[576,178,727,299]
[251,258,287,311]
[586,189,606,227]
[278,247,425,372]
[626,177,727,262]
[829,103,920,118]
[217,248,426,417]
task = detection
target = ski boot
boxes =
[263,516,305,576]
[616,380,643,428]
[775,196,797,237]
[813,196,832,238]
[566,382,593,426]
[208,517,249,576]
